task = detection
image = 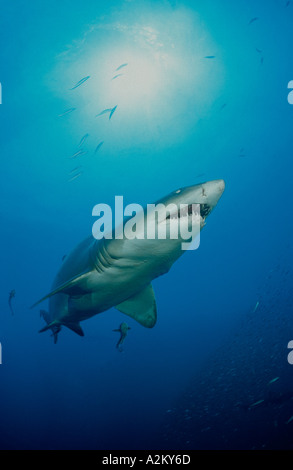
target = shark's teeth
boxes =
[200,204,212,218]
[166,204,201,221]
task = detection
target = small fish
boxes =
[8,290,16,316]
[286,1,291,7]
[116,63,128,71]
[249,17,259,25]
[69,166,82,174]
[286,416,293,424]
[256,47,262,54]
[70,76,90,90]
[113,322,131,352]
[58,108,76,117]
[68,172,83,182]
[96,105,117,119]
[109,105,118,120]
[220,103,227,111]
[96,108,113,118]
[69,150,87,159]
[111,73,123,81]
[260,56,264,65]
[250,399,265,408]
[268,377,279,385]
[204,55,215,59]
[78,134,89,147]
[253,301,260,313]
[95,141,104,153]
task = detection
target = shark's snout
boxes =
[201,179,225,208]
[215,179,225,193]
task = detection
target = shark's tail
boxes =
[116,339,125,352]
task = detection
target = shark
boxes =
[113,322,131,351]
[31,179,225,339]
[8,290,16,316]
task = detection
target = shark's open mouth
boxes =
[165,203,212,221]
[200,204,212,218]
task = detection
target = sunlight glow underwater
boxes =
[50,6,225,151]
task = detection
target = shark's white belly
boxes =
[50,247,174,324]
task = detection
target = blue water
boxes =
[0,0,293,450]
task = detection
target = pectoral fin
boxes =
[30,271,90,309]
[115,284,157,328]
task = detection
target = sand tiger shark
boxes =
[31,179,225,339]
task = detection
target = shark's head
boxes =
[154,179,225,226]
[105,179,225,264]
[141,179,225,250]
